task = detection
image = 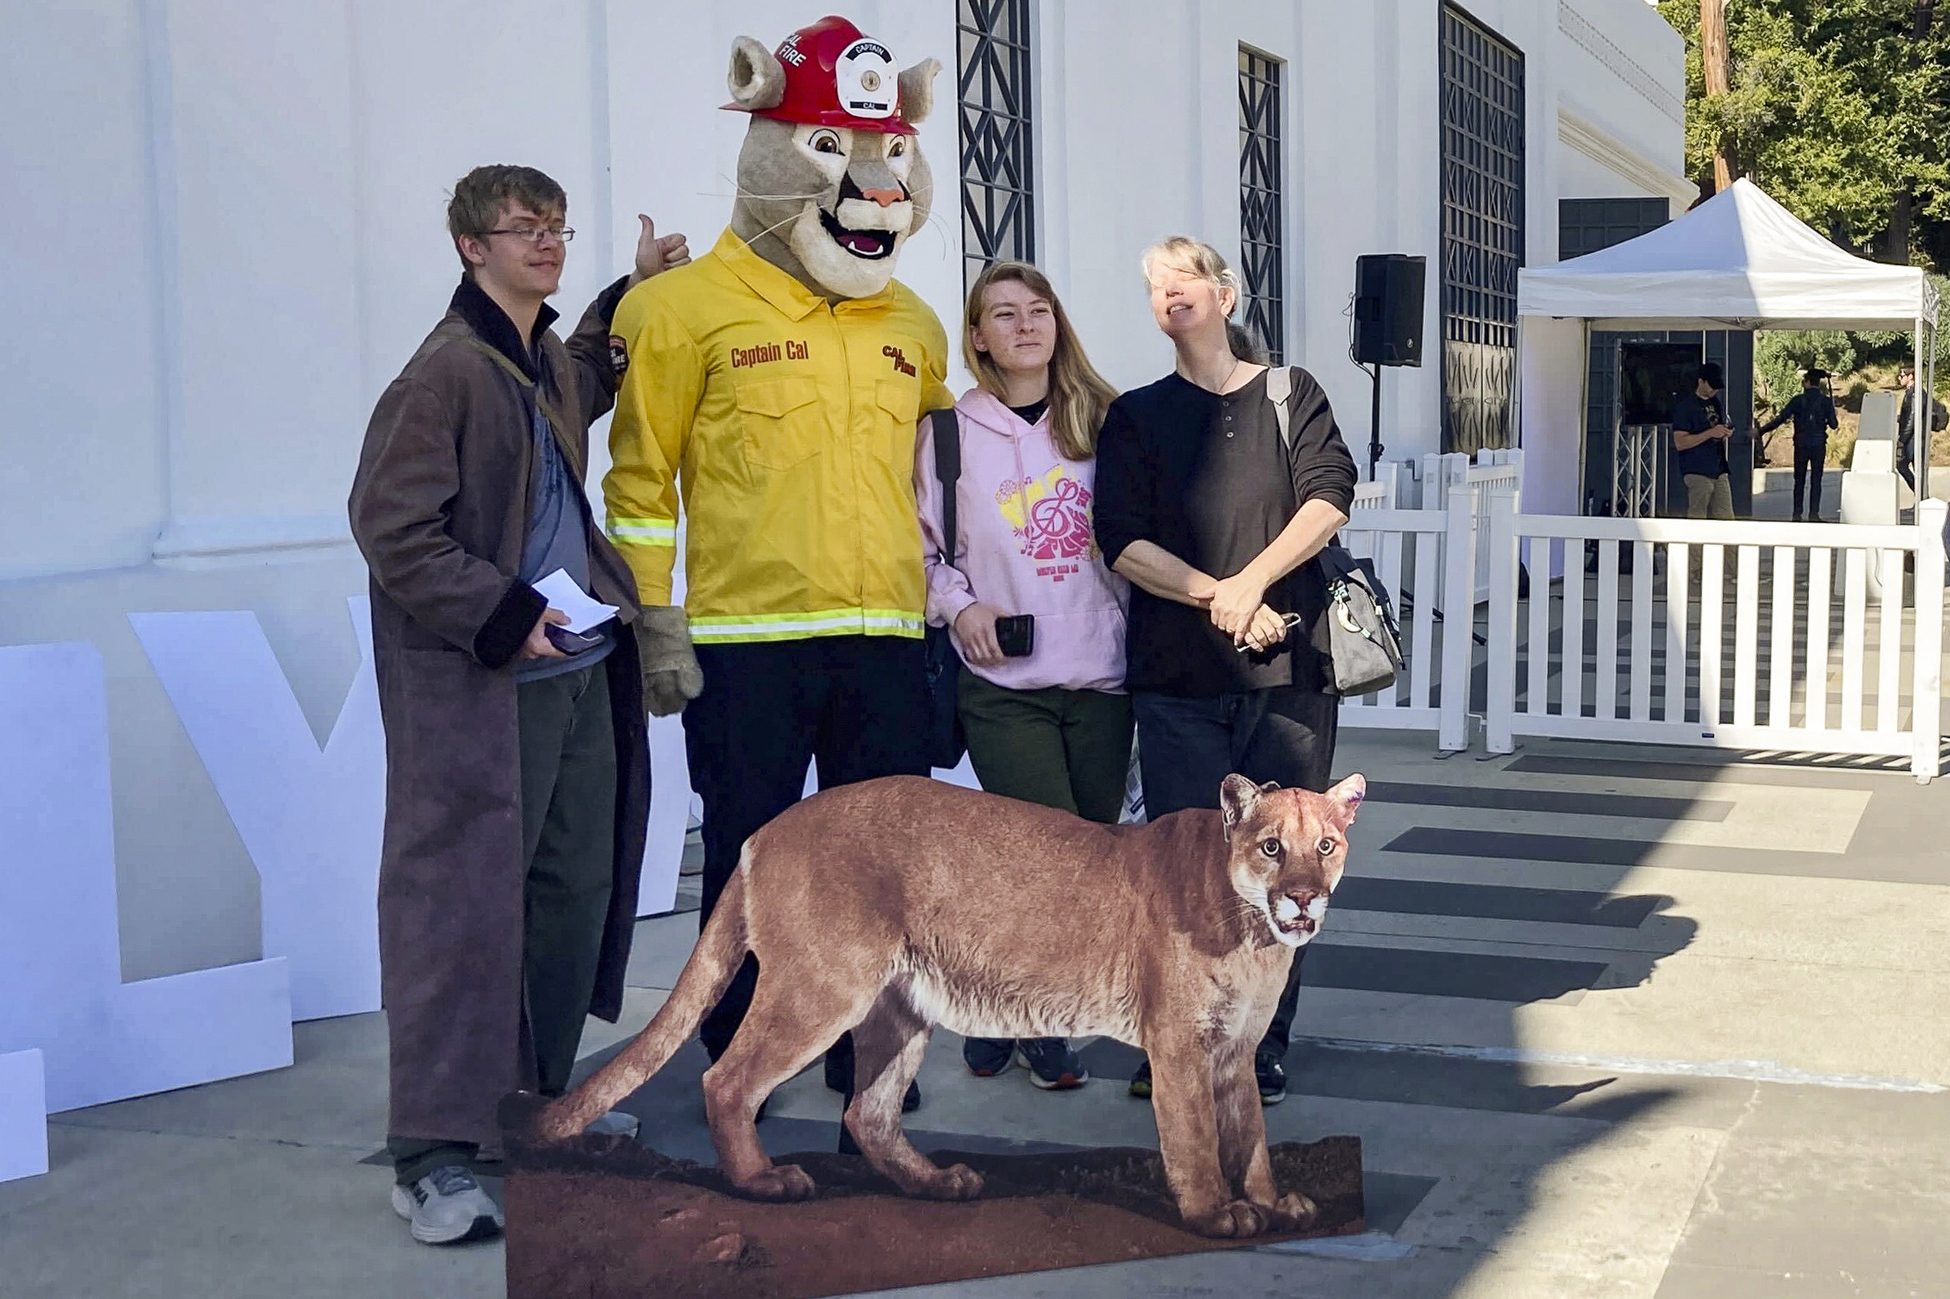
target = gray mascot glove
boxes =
[634,605,704,717]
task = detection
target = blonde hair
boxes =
[964,261,1120,460]
[1139,235,1266,363]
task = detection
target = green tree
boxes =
[1657,0,1950,259]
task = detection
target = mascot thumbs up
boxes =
[602,15,954,1095]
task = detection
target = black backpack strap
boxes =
[929,407,961,564]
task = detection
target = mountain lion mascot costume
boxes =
[602,15,954,1101]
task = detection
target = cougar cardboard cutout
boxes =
[601,18,956,1086]
[540,773,1367,1238]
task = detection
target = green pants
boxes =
[956,673,1133,825]
[389,661,617,1184]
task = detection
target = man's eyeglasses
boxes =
[485,226,575,245]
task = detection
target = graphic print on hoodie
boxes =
[916,388,1129,693]
[997,464,1099,576]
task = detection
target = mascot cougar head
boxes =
[723,16,939,301]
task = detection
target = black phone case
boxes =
[995,614,1035,658]
[546,625,601,654]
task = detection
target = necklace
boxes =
[1188,355,1242,395]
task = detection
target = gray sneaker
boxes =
[390,1164,503,1245]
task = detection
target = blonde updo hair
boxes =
[1139,235,1267,363]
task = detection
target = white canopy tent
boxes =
[1517,178,1939,515]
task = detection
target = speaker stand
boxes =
[1365,361,1384,482]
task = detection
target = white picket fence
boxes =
[1339,451,1510,747]
[1480,496,1949,781]
[1331,455,1948,781]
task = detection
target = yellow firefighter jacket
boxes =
[602,228,954,644]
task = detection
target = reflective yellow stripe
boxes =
[607,516,677,546]
[687,607,926,642]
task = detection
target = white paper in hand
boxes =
[532,570,620,634]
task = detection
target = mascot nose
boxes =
[860,185,905,208]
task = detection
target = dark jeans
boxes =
[1132,684,1339,1057]
[683,636,930,1061]
[1793,441,1826,518]
[957,674,1134,1058]
[1900,436,1918,493]
[390,664,617,1185]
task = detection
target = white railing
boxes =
[1340,478,1476,751]
[1418,450,1523,603]
[1481,494,1948,782]
[1350,461,1401,510]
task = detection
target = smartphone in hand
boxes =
[994,614,1035,658]
[545,624,604,655]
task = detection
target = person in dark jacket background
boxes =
[1897,364,1946,494]
[1093,235,1357,1108]
[1758,368,1838,521]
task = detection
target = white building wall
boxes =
[0,0,1683,1043]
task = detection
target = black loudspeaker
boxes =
[1353,254,1426,367]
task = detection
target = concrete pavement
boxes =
[6,729,1950,1298]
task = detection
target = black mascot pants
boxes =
[684,635,930,1063]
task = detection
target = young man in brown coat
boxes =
[348,165,687,1245]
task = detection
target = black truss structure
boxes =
[1439,4,1525,455]
[958,0,1034,295]
[1238,46,1285,364]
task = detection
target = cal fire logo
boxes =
[608,335,629,379]
[883,344,916,377]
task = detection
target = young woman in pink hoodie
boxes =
[913,261,1130,1091]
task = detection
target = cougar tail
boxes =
[533,861,752,1140]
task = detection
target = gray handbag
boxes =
[1266,367,1405,697]
[1317,545,1405,697]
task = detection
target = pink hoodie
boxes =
[914,387,1129,692]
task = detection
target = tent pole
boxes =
[1512,315,1525,455]
[1578,320,1591,515]
[1925,316,1938,504]
[1917,318,1928,510]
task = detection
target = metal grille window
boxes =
[1238,46,1284,364]
[958,0,1034,294]
[1439,5,1525,454]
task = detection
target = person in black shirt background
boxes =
[1757,368,1837,521]
[1094,235,1357,1106]
[1672,362,1736,519]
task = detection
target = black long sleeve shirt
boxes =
[1758,389,1837,445]
[1094,367,1357,697]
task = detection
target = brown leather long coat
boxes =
[348,278,648,1151]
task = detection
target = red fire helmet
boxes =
[727,15,917,135]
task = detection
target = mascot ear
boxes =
[897,57,942,127]
[727,35,786,112]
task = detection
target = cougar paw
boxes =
[912,1162,984,1201]
[738,1164,817,1202]
[1184,1199,1272,1238]
[1267,1191,1319,1231]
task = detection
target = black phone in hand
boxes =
[994,614,1035,658]
[545,624,604,655]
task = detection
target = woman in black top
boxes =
[1093,235,1358,1105]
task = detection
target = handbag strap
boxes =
[459,336,585,480]
[929,407,961,564]
[1265,364,1296,454]
[1264,362,1355,568]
